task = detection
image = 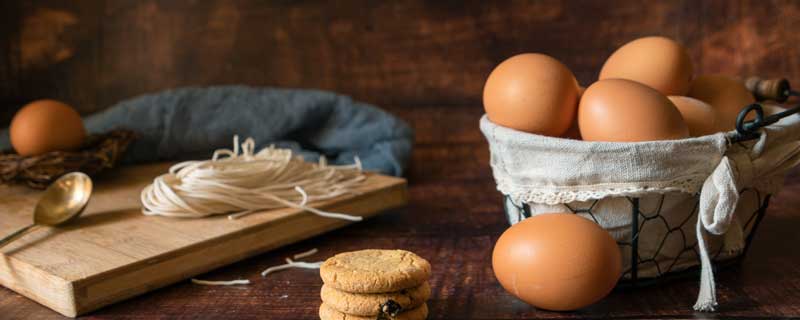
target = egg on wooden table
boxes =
[599,36,694,96]
[10,99,86,156]
[667,96,717,136]
[492,213,622,311]
[688,75,756,132]
[483,53,580,136]
[578,79,690,142]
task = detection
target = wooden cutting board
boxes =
[0,163,407,317]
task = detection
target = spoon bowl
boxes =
[34,172,93,226]
[0,172,93,249]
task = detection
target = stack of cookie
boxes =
[319,249,432,320]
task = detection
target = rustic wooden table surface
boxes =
[2,1,800,319]
[1,108,799,319]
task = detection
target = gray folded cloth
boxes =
[0,86,413,176]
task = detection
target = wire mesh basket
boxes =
[493,77,799,288]
[504,189,769,286]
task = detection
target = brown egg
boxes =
[561,119,582,140]
[579,79,690,142]
[667,96,717,136]
[10,99,86,156]
[492,213,622,311]
[599,36,693,96]
[483,53,580,136]
[688,75,756,132]
[561,85,586,140]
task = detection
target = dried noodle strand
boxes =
[292,248,318,260]
[141,135,364,221]
[261,259,323,277]
[191,279,251,286]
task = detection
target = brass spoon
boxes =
[0,172,93,248]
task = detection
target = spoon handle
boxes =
[0,224,36,249]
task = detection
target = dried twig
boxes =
[0,129,137,189]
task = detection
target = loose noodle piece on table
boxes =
[292,248,319,260]
[261,258,324,277]
[191,279,251,286]
[140,136,365,221]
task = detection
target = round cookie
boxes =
[320,249,431,293]
[319,302,428,320]
[321,282,431,316]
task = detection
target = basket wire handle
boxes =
[731,78,800,143]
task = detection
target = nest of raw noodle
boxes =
[0,129,136,189]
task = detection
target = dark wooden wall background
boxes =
[1,0,799,126]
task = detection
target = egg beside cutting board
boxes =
[578,79,690,142]
[492,213,622,311]
[10,99,86,156]
[599,36,694,96]
[483,53,580,136]
[688,75,756,132]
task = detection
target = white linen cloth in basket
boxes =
[480,112,800,311]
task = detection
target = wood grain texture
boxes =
[1,0,800,121]
[1,0,800,319]
[5,165,795,320]
[0,164,407,317]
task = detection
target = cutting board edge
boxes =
[69,174,406,287]
[0,253,79,317]
[66,178,408,317]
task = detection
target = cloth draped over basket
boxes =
[0,86,414,177]
[480,112,800,311]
